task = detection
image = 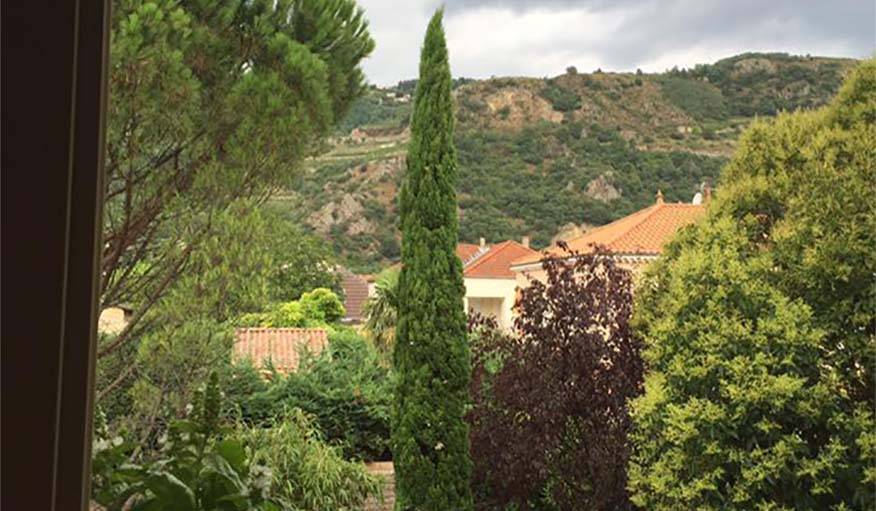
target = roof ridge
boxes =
[463,241,508,272]
[462,243,492,267]
[509,201,706,267]
[464,240,535,275]
[573,202,662,249]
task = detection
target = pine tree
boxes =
[391,10,473,510]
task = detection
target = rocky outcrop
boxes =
[731,57,778,76]
[308,193,365,234]
[456,80,563,130]
[348,217,375,236]
[551,222,596,244]
[585,175,621,202]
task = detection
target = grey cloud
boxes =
[590,0,875,67]
[359,0,875,84]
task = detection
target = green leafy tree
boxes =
[95,203,344,439]
[392,10,474,510]
[628,60,876,510]
[263,210,343,302]
[98,0,373,364]
[236,288,345,328]
[299,288,346,323]
[98,202,273,439]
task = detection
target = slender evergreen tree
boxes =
[391,10,473,510]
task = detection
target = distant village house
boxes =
[459,237,538,330]
[510,189,709,285]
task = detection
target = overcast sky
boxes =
[357,0,875,85]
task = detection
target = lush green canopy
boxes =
[100,0,373,358]
[628,60,875,510]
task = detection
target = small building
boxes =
[233,327,328,374]
[371,238,538,330]
[511,190,708,285]
[461,237,538,329]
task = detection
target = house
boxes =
[233,327,328,374]
[368,238,537,330]
[510,190,708,286]
[460,237,538,329]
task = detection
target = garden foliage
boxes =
[237,288,346,328]
[92,373,285,511]
[232,330,393,462]
[93,372,381,511]
[237,409,383,510]
[628,60,876,510]
[468,248,643,510]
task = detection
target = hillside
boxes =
[268,53,856,272]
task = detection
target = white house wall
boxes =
[463,277,518,330]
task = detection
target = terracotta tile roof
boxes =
[381,241,532,279]
[385,243,493,270]
[456,243,486,264]
[340,269,369,322]
[512,199,705,266]
[233,328,328,373]
[464,240,539,279]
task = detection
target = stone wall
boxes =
[364,462,395,511]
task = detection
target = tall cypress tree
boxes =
[392,10,473,510]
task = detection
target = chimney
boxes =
[655,189,664,204]
[479,237,486,248]
[521,236,530,248]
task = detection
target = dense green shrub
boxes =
[237,288,345,328]
[236,329,393,461]
[298,288,346,323]
[541,81,582,112]
[238,409,383,510]
[659,76,728,121]
[94,372,381,511]
[92,373,287,510]
[628,60,876,510]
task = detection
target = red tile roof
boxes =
[382,240,535,280]
[233,328,328,373]
[340,269,369,322]
[456,243,486,264]
[512,198,705,266]
[464,240,539,279]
